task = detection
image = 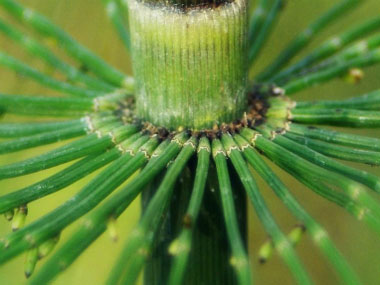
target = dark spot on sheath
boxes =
[258,257,267,265]
[183,214,193,228]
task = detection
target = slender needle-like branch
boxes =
[102,0,131,51]
[213,138,253,285]
[290,108,380,128]
[0,52,104,97]
[0,123,137,179]
[233,134,360,285]
[29,138,178,284]
[283,48,380,95]
[0,18,116,92]
[289,123,380,152]
[0,136,157,265]
[270,16,380,82]
[285,132,380,166]
[257,0,361,81]
[0,0,133,89]
[295,89,380,110]
[107,135,195,285]
[248,0,269,47]
[0,133,143,213]
[0,95,95,117]
[168,137,210,285]
[0,119,84,138]
[221,134,311,285]
[0,124,87,154]
[248,0,282,66]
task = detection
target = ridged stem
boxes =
[128,0,248,130]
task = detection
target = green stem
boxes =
[295,89,380,110]
[29,138,176,284]
[0,119,83,138]
[271,16,380,83]
[0,122,137,179]
[0,94,94,117]
[222,134,311,285]
[0,18,116,92]
[102,0,131,51]
[233,134,360,285]
[128,0,248,130]
[213,139,252,285]
[107,136,195,284]
[285,132,380,166]
[135,136,248,285]
[248,0,270,47]
[0,124,87,154]
[0,52,103,97]
[291,108,380,128]
[288,124,380,152]
[248,0,282,66]
[0,0,133,89]
[257,0,361,82]
[283,48,380,95]
[168,138,210,285]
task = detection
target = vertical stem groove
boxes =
[128,0,248,130]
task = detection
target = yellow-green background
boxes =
[0,0,380,284]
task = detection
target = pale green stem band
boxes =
[128,0,248,130]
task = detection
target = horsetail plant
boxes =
[0,0,379,284]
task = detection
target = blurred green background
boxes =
[0,0,380,284]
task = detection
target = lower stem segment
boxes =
[128,0,248,130]
[142,161,247,284]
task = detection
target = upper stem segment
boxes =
[128,0,248,130]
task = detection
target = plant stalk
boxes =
[142,160,247,284]
[128,0,248,130]
[129,0,249,283]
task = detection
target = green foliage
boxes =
[0,0,379,284]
